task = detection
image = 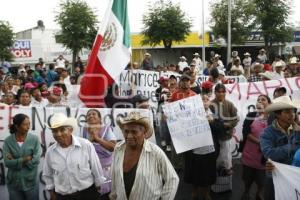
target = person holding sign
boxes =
[260,95,300,200]
[110,111,179,199]
[210,83,239,175]
[3,113,41,200]
[184,94,224,200]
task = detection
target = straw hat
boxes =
[259,71,279,80]
[46,113,77,130]
[117,112,152,139]
[193,52,200,56]
[265,96,300,113]
[289,57,299,65]
[179,56,187,60]
[244,52,251,56]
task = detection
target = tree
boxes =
[55,0,98,67]
[0,21,14,61]
[255,0,293,57]
[210,0,256,45]
[141,0,192,49]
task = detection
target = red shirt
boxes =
[170,88,197,102]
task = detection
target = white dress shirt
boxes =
[178,61,188,71]
[43,135,105,195]
[31,98,48,107]
[110,140,179,200]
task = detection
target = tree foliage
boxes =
[0,21,14,61]
[55,0,98,66]
[210,0,294,55]
[210,0,256,45]
[141,0,192,49]
[255,0,293,54]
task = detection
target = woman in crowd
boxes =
[241,94,271,200]
[2,91,16,105]
[83,109,116,199]
[3,113,41,200]
[184,94,224,200]
[16,89,31,106]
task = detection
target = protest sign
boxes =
[162,95,214,154]
[0,106,154,200]
[272,161,300,200]
[118,70,247,108]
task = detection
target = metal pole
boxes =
[202,0,206,71]
[227,0,232,67]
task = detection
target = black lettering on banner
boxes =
[296,188,300,200]
[247,104,255,114]
[103,110,114,127]
[0,147,2,160]
[179,103,186,110]
[153,73,159,88]
[32,107,48,157]
[0,162,5,185]
[78,114,87,128]
[119,70,130,83]
[146,73,153,87]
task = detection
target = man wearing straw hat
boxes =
[141,52,154,71]
[43,113,105,200]
[110,111,179,200]
[178,56,188,72]
[260,96,300,200]
[243,52,252,78]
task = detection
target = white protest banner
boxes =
[272,161,300,200]
[0,106,154,200]
[117,69,247,109]
[162,95,214,154]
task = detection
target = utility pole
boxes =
[202,0,206,71]
[227,0,232,66]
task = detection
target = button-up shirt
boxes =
[110,140,179,200]
[42,135,105,195]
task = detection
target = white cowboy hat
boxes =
[259,48,266,52]
[265,96,300,113]
[251,62,264,70]
[289,57,299,65]
[179,56,187,60]
[214,54,221,58]
[46,113,77,130]
[144,52,151,56]
[244,52,251,56]
[218,69,225,76]
[232,51,238,57]
[274,61,284,68]
[259,71,278,80]
[117,111,152,139]
[54,65,66,70]
[193,52,200,56]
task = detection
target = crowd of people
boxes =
[1,49,300,200]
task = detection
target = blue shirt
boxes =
[293,149,300,167]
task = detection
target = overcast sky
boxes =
[1,0,299,33]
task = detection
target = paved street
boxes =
[174,159,257,200]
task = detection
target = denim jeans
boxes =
[8,185,39,200]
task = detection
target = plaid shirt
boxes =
[248,74,262,82]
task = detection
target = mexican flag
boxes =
[79,0,131,107]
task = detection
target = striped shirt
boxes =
[42,135,105,195]
[110,140,179,200]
